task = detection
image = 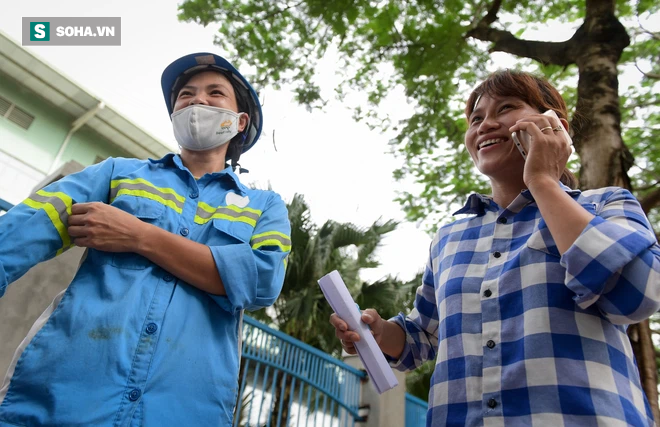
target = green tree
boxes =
[245,193,418,425]
[179,0,660,416]
[253,193,414,355]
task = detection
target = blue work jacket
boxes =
[0,154,291,426]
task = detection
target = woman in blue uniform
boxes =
[0,52,291,426]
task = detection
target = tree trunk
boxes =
[629,320,660,421]
[571,0,632,191]
[570,1,659,420]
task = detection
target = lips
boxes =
[478,137,505,150]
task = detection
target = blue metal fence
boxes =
[405,393,427,427]
[237,316,367,427]
[0,198,13,213]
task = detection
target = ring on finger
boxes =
[552,126,563,132]
[539,126,553,133]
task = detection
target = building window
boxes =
[0,95,35,130]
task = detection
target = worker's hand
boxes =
[68,202,147,252]
[329,308,386,355]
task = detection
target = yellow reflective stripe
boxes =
[252,238,292,252]
[36,190,73,216]
[195,201,262,227]
[250,230,291,251]
[195,213,257,227]
[197,201,262,216]
[113,188,183,214]
[23,198,71,254]
[110,178,185,203]
[251,230,290,241]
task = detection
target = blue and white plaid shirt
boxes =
[390,184,660,426]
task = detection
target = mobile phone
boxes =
[511,110,572,160]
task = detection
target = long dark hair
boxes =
[465,70,579,189]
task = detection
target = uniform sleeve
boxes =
[209,192,291,313]
[388,245,439,371]
[561,188,660,324]
[0,158,115,297]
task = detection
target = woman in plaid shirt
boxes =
[331,70,660,426]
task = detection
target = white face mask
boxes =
[171,105,244,151]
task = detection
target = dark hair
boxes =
[465,70,579,189]
[174,69,250,171]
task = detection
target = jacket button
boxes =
[498,217,507,224]
[487,340,496,349]
[146,323,158,335]
[163,274,174,282]
[487,398,497,408]
[484,289,492,298]
[180,228,189,237]
[493,251,501,258]
[128,389,141,401]
[190,192,199,199]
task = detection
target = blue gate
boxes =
[0,198,12,214]
[237,316,366,427]
[405,393,427,427]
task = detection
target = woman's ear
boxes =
[238,113,249,132]
[559,117,569,133]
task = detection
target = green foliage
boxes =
[179,0,660,402]
[254,193,418,357]
[179,0,660,233]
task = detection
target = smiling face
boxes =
[464,94,540,181]
[173,71,247,133]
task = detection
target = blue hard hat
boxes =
[161,53,263,153]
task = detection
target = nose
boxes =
[477,115,501,135]
[189,93,208,106]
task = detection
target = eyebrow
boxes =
[179,83,233,93]
[469,107,482,120]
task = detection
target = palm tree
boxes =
[255,193,413,353]
[246,193,420,426]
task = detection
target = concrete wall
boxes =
[0,247,84,377]
[0,71,131,172]
[343,353,407,427]
[0,70,131,204]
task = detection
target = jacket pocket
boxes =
[208,218,252,247]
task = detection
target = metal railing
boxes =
[237,316,367,427]
[405,393,427,427]
[0,198,13,213]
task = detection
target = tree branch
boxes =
[637,181,660,192]
[640,185,660,214]
[465,0,575,66]
[635,62,660,80]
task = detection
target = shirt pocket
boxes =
[207,218,253,247]
[526,202,598,257]
[89,196,166,270]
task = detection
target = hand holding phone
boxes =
[511,110,573,160]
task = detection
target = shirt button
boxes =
[190,192,199,199]
[484,289,492,298]
[128,389,141,401]
[498,217,507,224]
[493,251,501,258]
[163,274,174,282]
[487,398,497,408]
[487,340,496,349]
[146,323,158,335]
[180,228,189,237]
